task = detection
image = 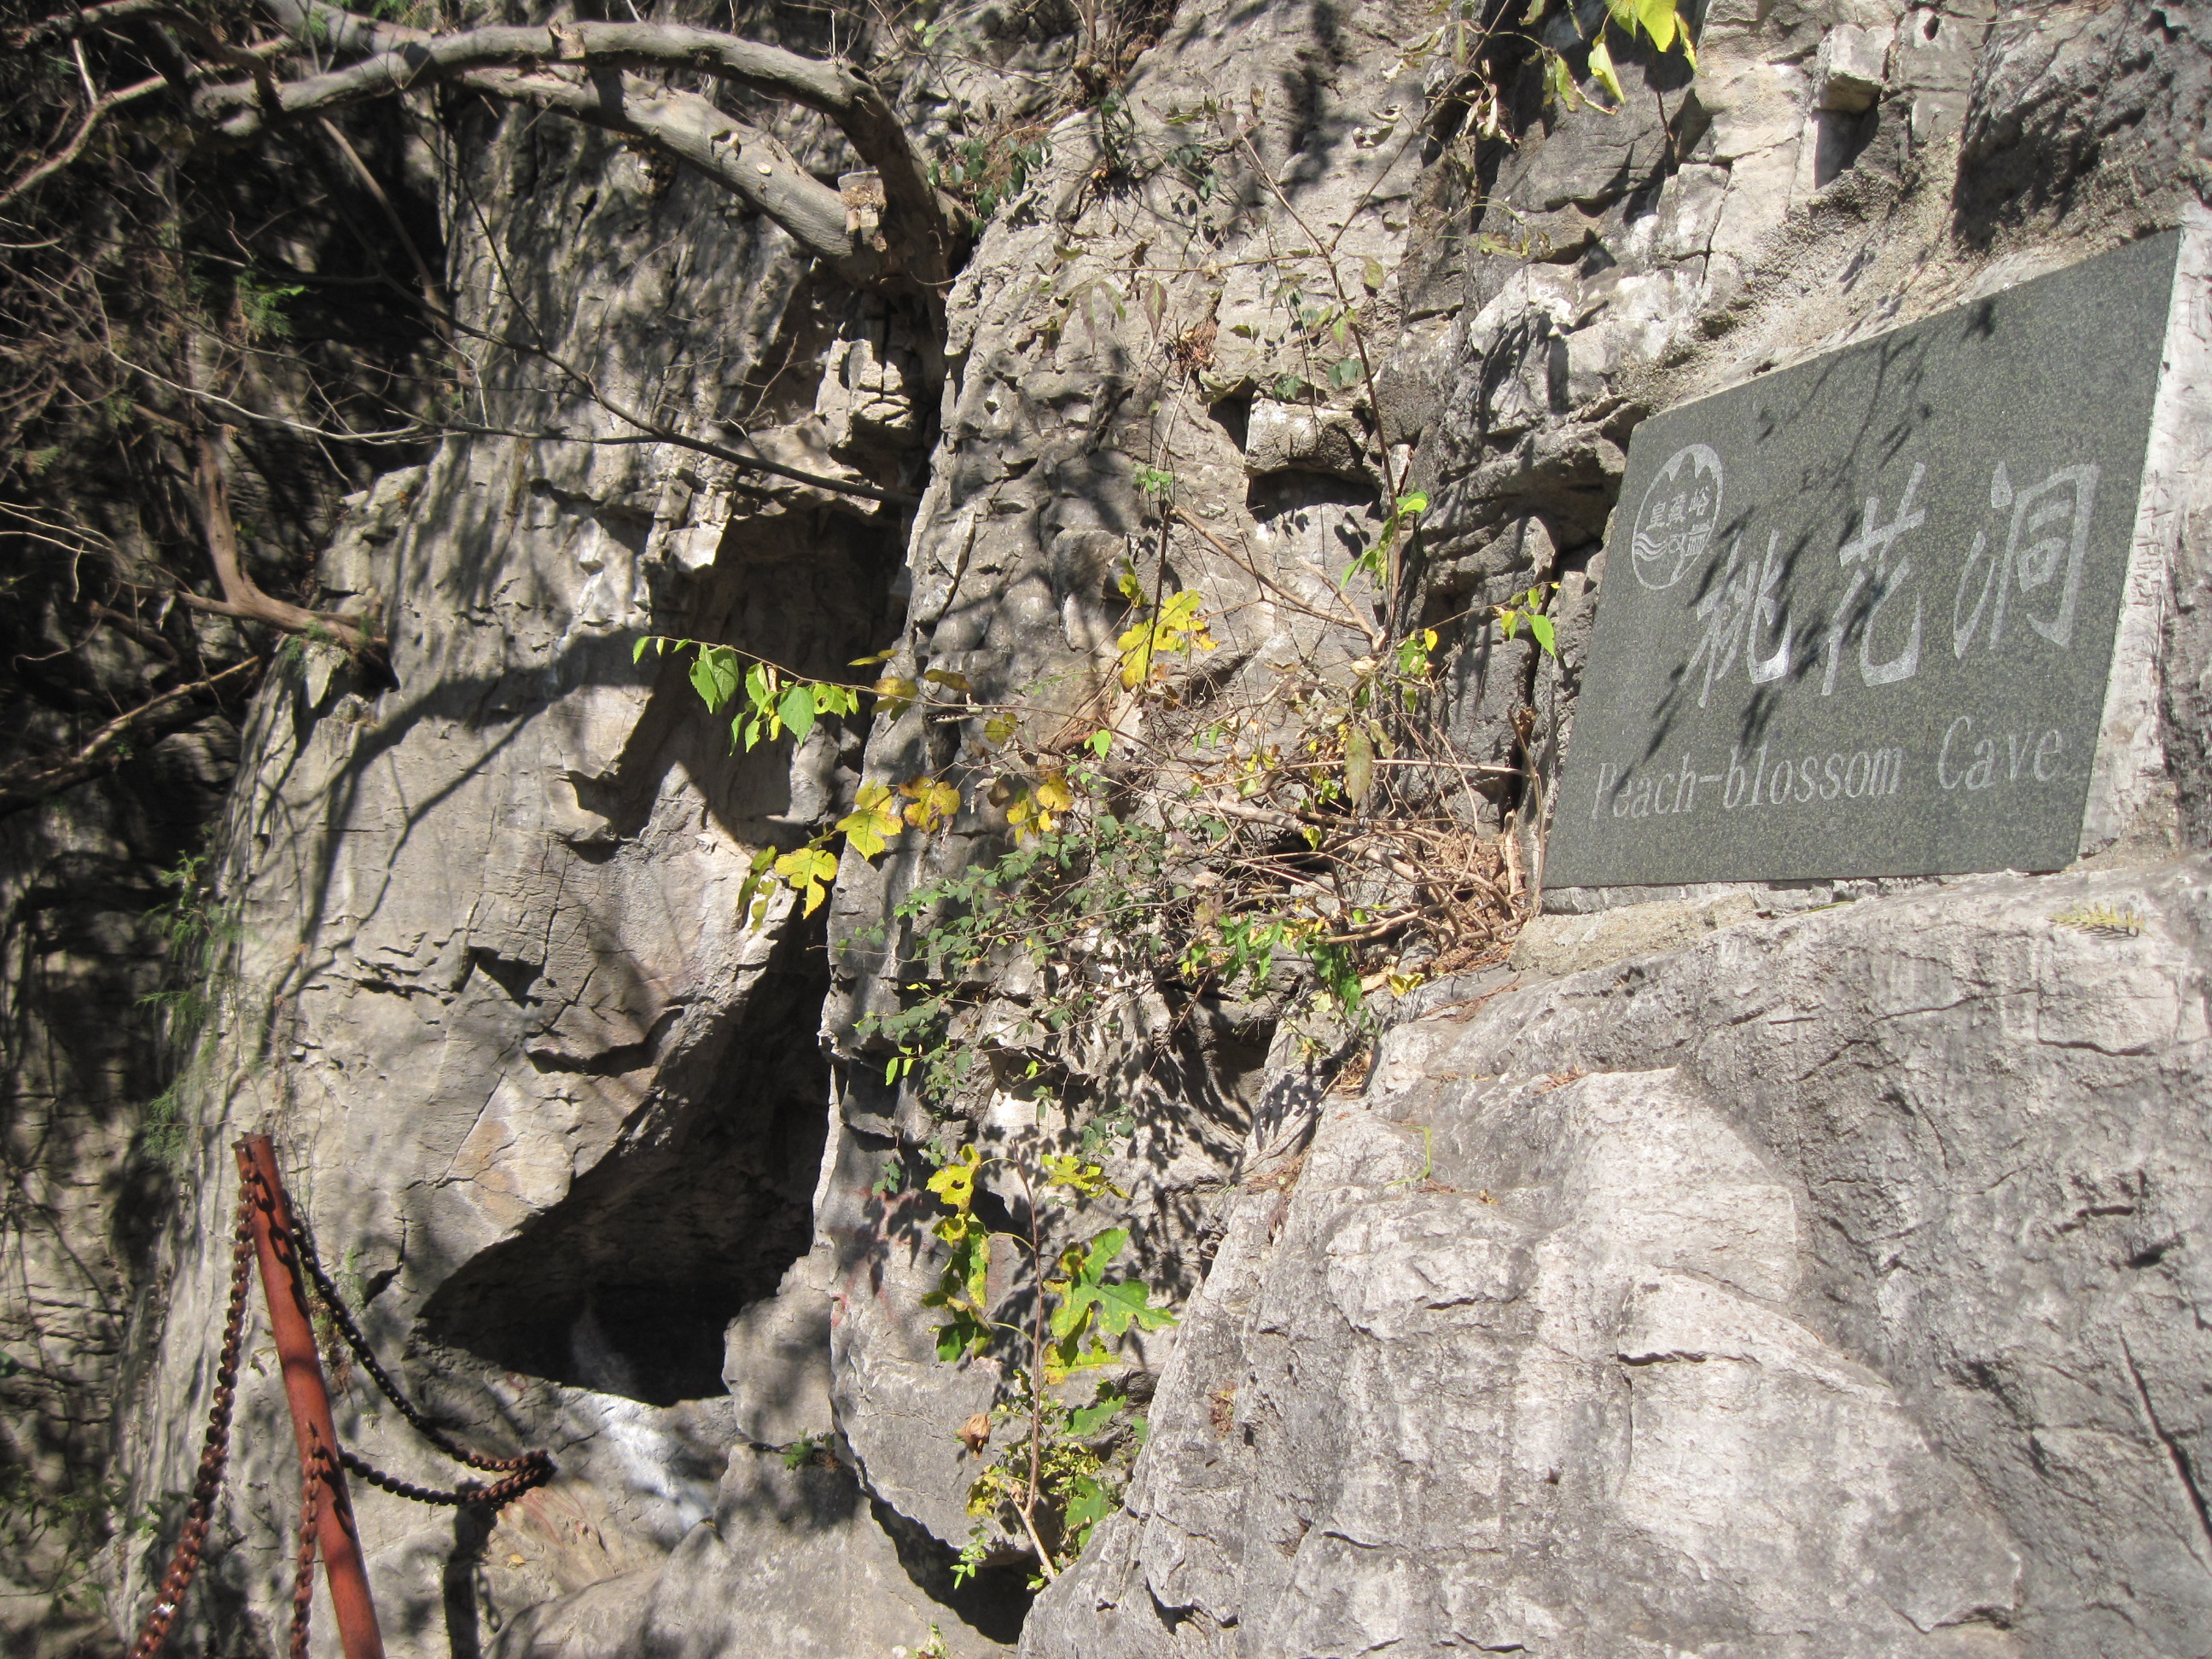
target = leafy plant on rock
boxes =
[922,1140,1171,1584]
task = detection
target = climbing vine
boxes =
[920,1141,1172,1582]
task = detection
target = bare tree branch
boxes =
[115,349,920,506]
[0,70,166,210]
[190,431,379,657]
[210,2,953,287]
[0,657,259,819]
[8,0,181,50]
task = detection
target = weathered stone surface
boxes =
[56,3,2212,1658]
[489,1447,1022,1659]
[812,0,1433,1554]
[0,725,236,1656]
[1028,857,2212,1658]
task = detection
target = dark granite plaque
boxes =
[1545,232,2181,889]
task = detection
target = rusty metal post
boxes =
[236,1135,387,1659]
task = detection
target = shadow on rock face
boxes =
[418,911,833,1406]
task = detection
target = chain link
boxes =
[126,1156,558,1659]
[338,1446,553,1511]
[288,1439,328,1659]
[288,1205,551,1482]
[127,1173,259,1659]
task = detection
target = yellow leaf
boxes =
[1586,31,1626,106]
[900,777,963,831]
[926,1145,982,1213]
[871,677,919,718]
[1635,0,1676,51]
[923,668,972,694]
[773,845,840,915]
[1034,772,1074,813]
[836,782,904,859]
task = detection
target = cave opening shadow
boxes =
[419,913,832,1407]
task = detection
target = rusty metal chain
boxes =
[287,1204,550,1486]
[128,1155,555,1659]
[128,1174,259,1659]
[288,1438,328,1659]
[338,1445,553,1511]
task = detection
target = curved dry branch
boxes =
[190,432,381,660]
[0,658,261,819]
[0,69,167,210]
[211,1,952,288]
[9,0,179,49]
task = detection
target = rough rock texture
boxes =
[1020,1,2212,1655]
[75,0,2212,1656]
[0,728,236,1655]
[1030,859,2212,1657]
[809,0,1432,1556]
[102,13,1002,1650]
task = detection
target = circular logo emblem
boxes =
[1629,445,1724,591]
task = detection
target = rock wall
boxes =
[1033,859,2212,1657]
[79,2,2212,1658]
[1025,3,2212,1653]
[0,727,236,1656]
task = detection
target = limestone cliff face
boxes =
[1033,862,2212,1657]
[67,3,2212,1658]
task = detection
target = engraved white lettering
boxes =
[1747,532,1793,684]
[1939,716,1971,789]
[2033,728,2064,781]
[1837,463,1928,689]
[1688,538,1753,707]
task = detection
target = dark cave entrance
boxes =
[419,870,833,1407]
[421,483,913,1407]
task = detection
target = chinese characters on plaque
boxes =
[1547,231,2180,888]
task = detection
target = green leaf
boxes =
[1362,257,1386,292]
[1586,31,1626,106]
[1634,0,1677,50]
[689,645,741,713]
[1065,1399,1121,1436]
[1062,1472,1114,1545]
[744,662,776,713]
[780,684,818,745]
[933,1307,992,1361]
[1545,49,1583,112]
[633,636,654,664]
[1528,613,1558,658]
[1090,1277,1178,1337]
[736,844,778,929]
[1330,357,1364,389]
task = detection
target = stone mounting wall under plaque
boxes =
[1545,230,2185,890]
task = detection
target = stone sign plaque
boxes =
[1545,231,2182,889]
